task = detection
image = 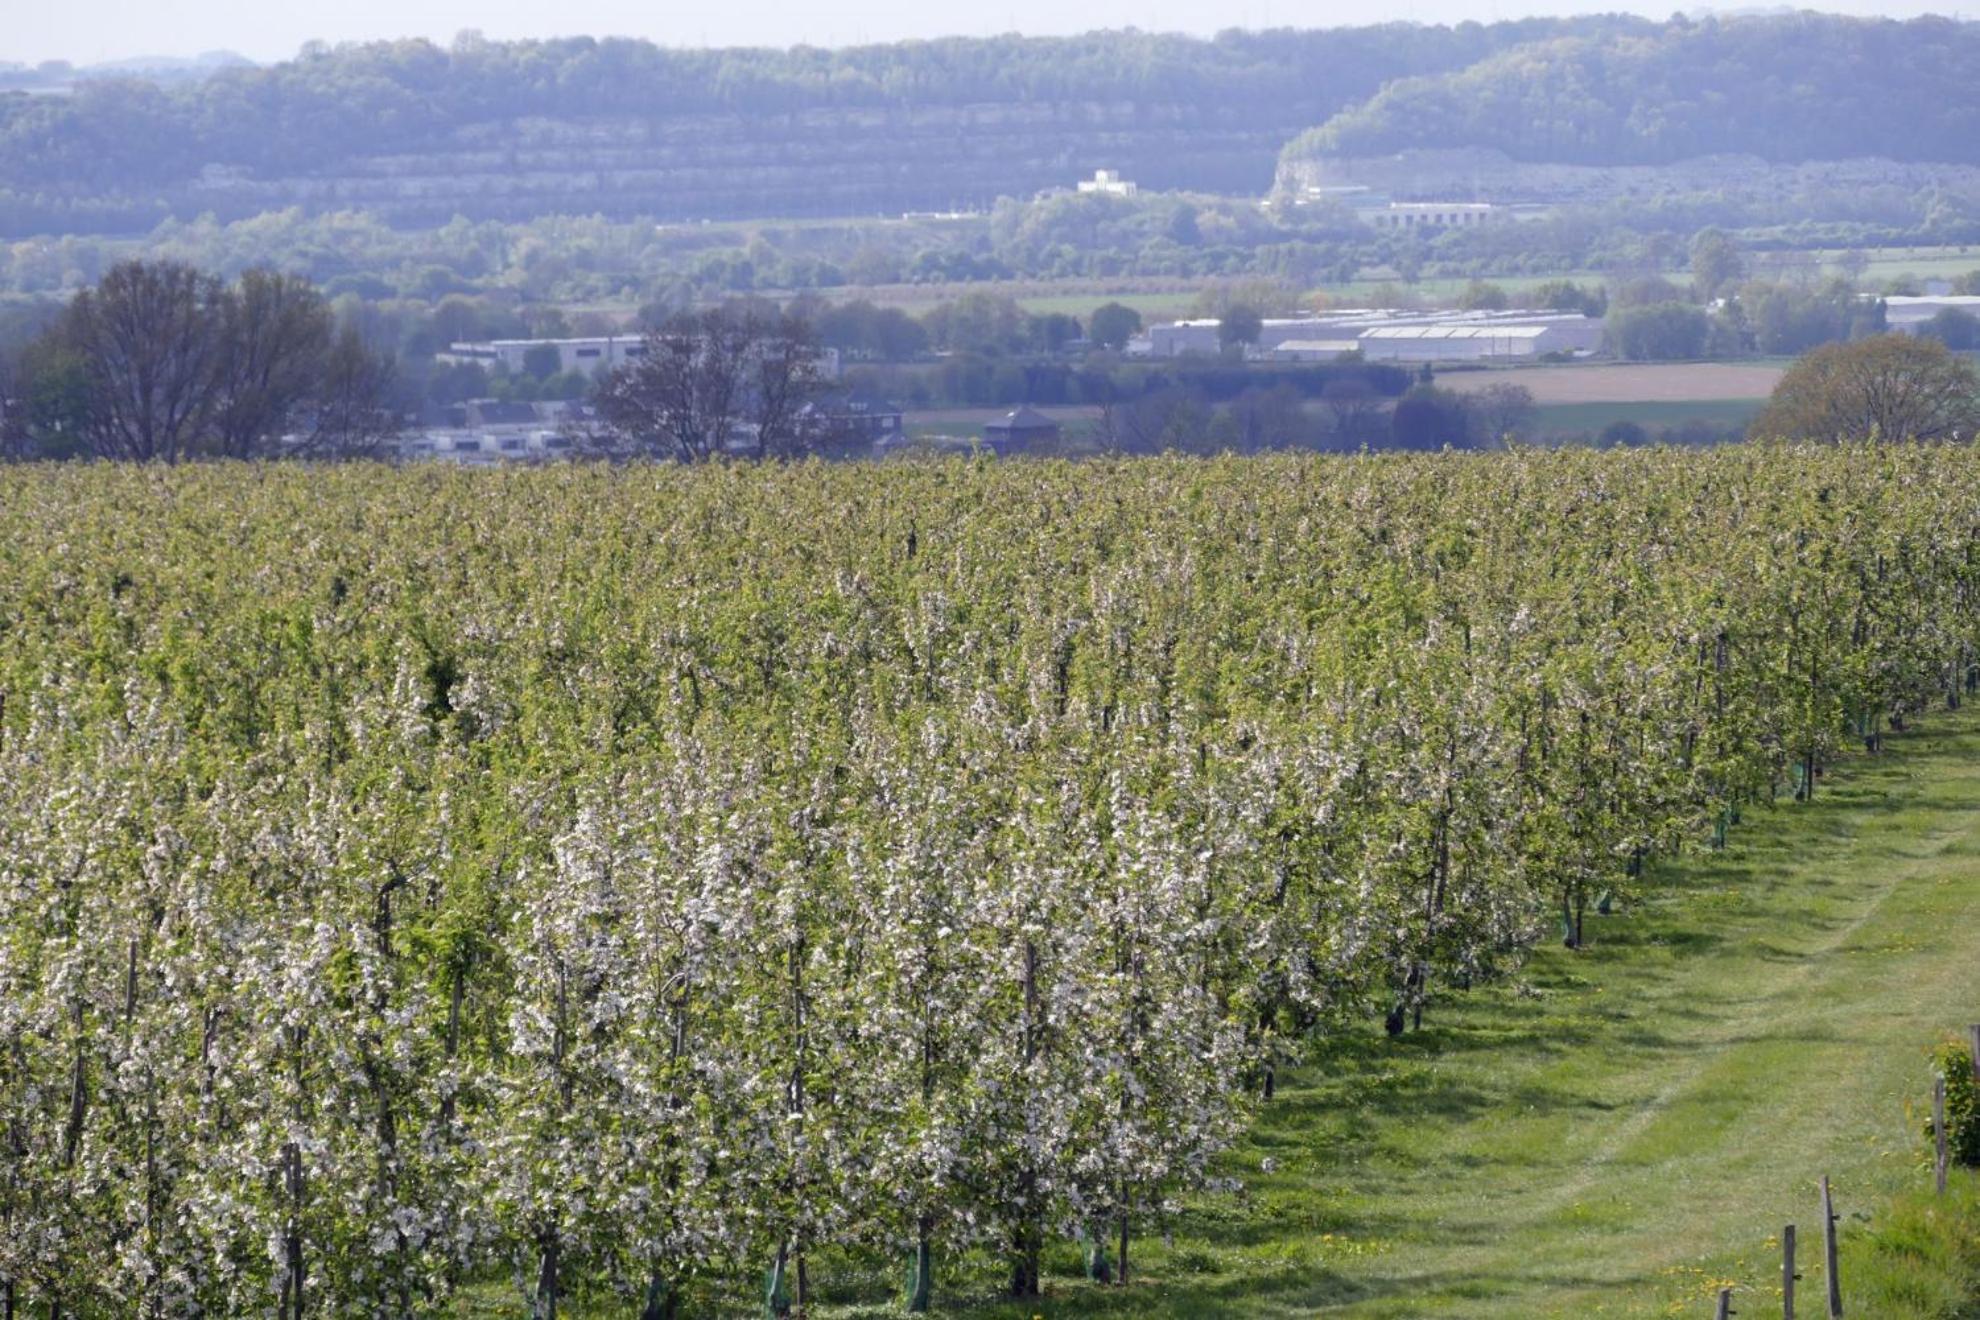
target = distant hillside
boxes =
[0,51,250,93]
[0,21,1647,236]
[1282,14,1980,170]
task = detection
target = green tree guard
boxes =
[1084,1227,1113,1284]
[906,1238,932,1312]
[765,1244,791,1319]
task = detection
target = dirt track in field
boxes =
[1440,363,1784,404]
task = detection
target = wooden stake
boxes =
[1716,1285,1734,1319]
[1936,1074,1950,1196]
[1821,1175,1842,1318]
[1783,1223,1798,1320]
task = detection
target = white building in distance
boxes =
[439,336,648,377]
[439,336,841,381]
[1365,202,1499,230]
[1077,169,1138,197]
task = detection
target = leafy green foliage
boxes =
[1610,301,1710,361]
[1925,1041,1980,1167]
[1839,1177,1980,1320]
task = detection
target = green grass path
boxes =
[956,709,1980,1318]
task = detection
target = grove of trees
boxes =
[2,444,1977,1314]
[3,260,397,461]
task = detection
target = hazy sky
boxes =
[12,0,1963,66]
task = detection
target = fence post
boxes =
[1936,1074,1950,1196]
[1783,1223,1798,1320]
[1821,1175,1842,1318]
[1716,1285,1734,1319]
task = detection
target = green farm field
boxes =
[1531,399,1764,438]
[1814,245,1980,287]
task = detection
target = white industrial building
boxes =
[1354,325,1558,362]
[1270,339,1364,362]
[1141,319,1223,356]
[439,336,649,377]
[438,336,840,381]
[1135,309,1602,363]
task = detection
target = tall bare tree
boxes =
[299,326,401,459]
[595,305,826,462]
[62,260,228,463]
[1319,374,1383,448]
[1463,382,1537,448]
[209,269,334,459]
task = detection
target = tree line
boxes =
[2,261,396,462]
[1288,13,1980,168]
[0,20,1644,234]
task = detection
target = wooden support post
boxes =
[1783,1223,1798,1320]
[1936,1074,1950,1196]
[1822,1175,1842,1318]
[1716,1285,1734,1319]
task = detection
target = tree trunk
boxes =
[533,1229,559,1320]
[786,936,809,1313]
[640,1275,678,1320]
[1009,1219,1041,1298]
[1117,1204,1130,1287]
[441,961,463,1131]
[1011,938,1043,1298]
[61,1001,86,1168]
[282,1141,306,1320]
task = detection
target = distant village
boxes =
[376,169,1980,466]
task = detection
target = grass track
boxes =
[917,708,1980,1318]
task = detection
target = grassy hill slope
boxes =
[924,709,1980,1318]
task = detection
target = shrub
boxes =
[1924,1040,1980,1166]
